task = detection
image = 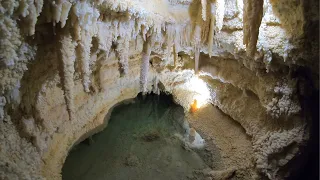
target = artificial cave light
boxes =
[190,99,198,112]
[187,76,211,109]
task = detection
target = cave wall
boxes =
[0,0,318,179]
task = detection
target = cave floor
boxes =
[62,94,223,180]
[187,104,255,178]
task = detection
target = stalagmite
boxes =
[140,34,152,94]
[58,33,76,121]
[243,0,264,57]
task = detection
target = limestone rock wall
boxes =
[0,0,318,179]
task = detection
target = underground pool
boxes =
[62,93,222,180]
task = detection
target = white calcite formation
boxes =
[0,0,318,180]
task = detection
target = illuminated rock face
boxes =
[0,0,318,179]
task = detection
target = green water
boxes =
[62,94,209,180]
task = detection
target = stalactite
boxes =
[141,25,148,42]
[52,1,62,26]
[26,4,37,35]
[43,1,72,28]
[58,33,76,121]
[19,0,44,35]
[243,0,264,57]
[190,2,202,73]
[118,21,136,40]
[96,52,106,92]
[60,2,72,28]
[116,37,130,76]
[173,26,181,67]
[78,30,93,93]
[195,48,200,74]
[173,43,178,67]
[71,1,99,93]
[190,0,203,45]
[191,0,217,53]
[208,3,216,57]
[194,24,201,74]
[140,34,153,94]
[97,23,113,56]
[165,42,173,66]
[163,24,174,65]
[201,0,207,21]
[215,0,225,32]
[152,76,160,95]
[73,21,81,40]
[183,23,193,47]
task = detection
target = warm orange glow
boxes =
[187,76,211,109]
[190,99,198,113]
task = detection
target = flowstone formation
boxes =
[0,0,318,180]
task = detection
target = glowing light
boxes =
[187,76,211,109]
[190,99,198,112]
